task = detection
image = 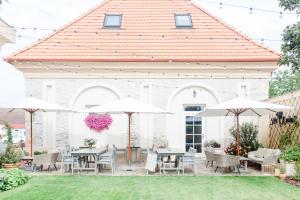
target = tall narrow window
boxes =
[175,14,192,28]
[184,105,202,153]
[103,14,122,28]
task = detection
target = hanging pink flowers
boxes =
[84,113,113,132]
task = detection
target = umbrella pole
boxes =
[30,111,33,157]
[236,114,240,156]
[127,113,132,166]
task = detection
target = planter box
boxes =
[286,162,296,176]
[2,163,21,169]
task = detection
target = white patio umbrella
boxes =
[0,97,73,156]
[81,98,171,164]
[197,98,293,156]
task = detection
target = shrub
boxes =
[224,143,247,156]
[229,122,260,156]
[0,145,23,165]
[279,120,300,150]
[0,169,30,191]
[4,123,13,144]
[294,162,300,181]
[280,145,300,162]
[204,140,221,148]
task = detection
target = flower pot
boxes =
[286,162,296,176]
[279,173,287,180]
[274,168,280,176]
[2,162,21,169]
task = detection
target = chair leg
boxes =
[206,161,209,168]
[32,164,36,172]
[237,166,240,174]
[48,165,51,171]
[215,166,218,173]
[211,161,214,167]
[61,163,64,174]
[54,164,57,171]
[41,165,43,171]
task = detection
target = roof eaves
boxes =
[5,0,113,63]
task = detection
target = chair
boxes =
[32,152,59,172]
[0,143,7,153]
[204,149,216,168]
[95,146,116,174]
[214,154,240,174]
[182,147,196,175]
[60,149,80,174]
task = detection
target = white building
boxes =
[6,0,280,154]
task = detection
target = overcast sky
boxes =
[0,0,298,105]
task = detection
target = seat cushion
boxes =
[255,148,266,158]
[248,154,263,163]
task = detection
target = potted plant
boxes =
[280,145,300,176]
[0,144,23,169]
[84,138,96,149]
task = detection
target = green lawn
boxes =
[0,176,299,200]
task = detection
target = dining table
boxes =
[71,147,106,175]
[156,148,185,174]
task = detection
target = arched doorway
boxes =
[167,83,221,154]
[69,83,126,148]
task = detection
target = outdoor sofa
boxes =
[248,148,281,172]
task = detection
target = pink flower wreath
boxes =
[84,113,113,132]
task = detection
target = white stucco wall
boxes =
[23,72,270,154]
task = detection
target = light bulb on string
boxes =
[219,2,223,9]
[249,7,253,14]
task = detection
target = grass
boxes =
[0,176,299,200]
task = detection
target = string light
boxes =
[197,0,295,16]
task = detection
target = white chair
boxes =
[95,146,116,175]
[60,149,80,174]
[182,147,197,175]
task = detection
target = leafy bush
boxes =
[0,169,30,191]
[228,122,260,156]
[293,162,300,181]
[224,143,247,156]
[280,145,300,162]
[4,123,13,144]
[0,145,23,165]
[204,140,221,148]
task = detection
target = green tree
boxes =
[269,69,300,97]
[279,0,300,72]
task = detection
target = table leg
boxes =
[72,155,74,175]
[159,155,162,175]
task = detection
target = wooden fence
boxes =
[261,90,300,148]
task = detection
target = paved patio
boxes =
[25,151,272,176]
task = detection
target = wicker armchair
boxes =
[32,152,59,172]
[214,154,240,174]
[204,149,216,168]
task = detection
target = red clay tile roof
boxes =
[6,0,280,63]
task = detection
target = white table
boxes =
[71,148,106,175]
[156,148,185,175]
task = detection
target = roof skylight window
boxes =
[175,14,192,28]
[104,14,122,28]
